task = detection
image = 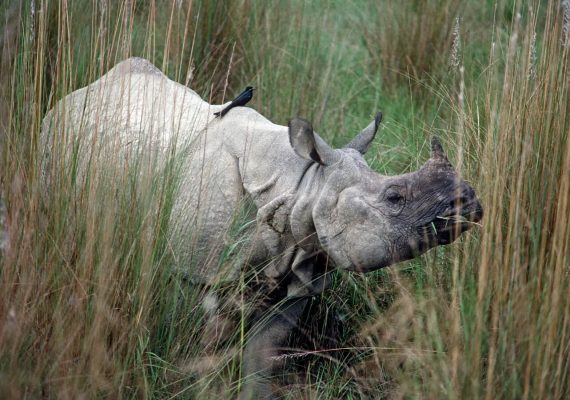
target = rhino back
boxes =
[42,58,213,156]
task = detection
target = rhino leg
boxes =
[240,297,309,400]
[199,291,238,352]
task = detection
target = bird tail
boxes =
[213,108,228,118]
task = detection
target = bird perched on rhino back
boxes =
[214,86,255,118]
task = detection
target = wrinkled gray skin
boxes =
[41,58,483,399]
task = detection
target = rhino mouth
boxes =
[417,202,483,248]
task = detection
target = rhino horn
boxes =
[344,111,383,154]
[288,117,339,165]
[431,136,450,162]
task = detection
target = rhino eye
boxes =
[386,192,403,204]
[384,187,406,210]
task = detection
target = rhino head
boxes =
[288,114,483,273]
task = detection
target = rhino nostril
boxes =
[472,203,484,222]
[450,195,470,209]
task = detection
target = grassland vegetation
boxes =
[0,0,568,398]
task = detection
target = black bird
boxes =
[214,86,255,118]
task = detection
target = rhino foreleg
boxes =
[240,297,309,400]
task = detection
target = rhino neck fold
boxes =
[289,163,326,252]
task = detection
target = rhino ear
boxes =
[288,117,338,165]
[431,136,449,161]
[344,112,383,154]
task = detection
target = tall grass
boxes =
[363,0,462,92]
[1,0,568,399]
[354,3,570,399]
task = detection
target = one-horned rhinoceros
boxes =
[41,58,483,399]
